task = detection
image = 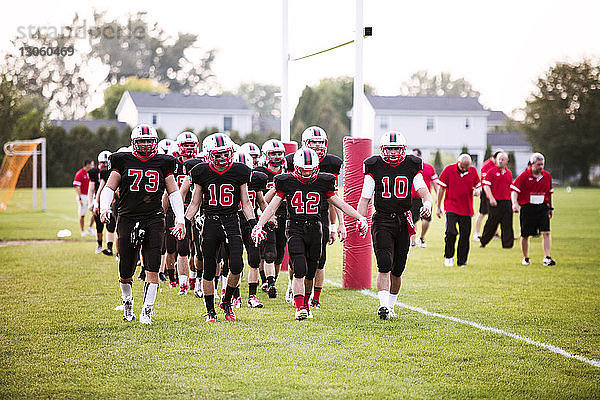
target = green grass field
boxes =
[0,187,599,399]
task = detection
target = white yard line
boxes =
[325,279,600,368]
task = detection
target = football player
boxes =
[100,125,186,325]
[357,131,433,320]
[253,148,367,320]
[285,126,344,308]
[240,142,261,168]
[254,139,288,298]
[91,150,116,256]
[184,133,256,322]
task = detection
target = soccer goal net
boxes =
[0,138,46,211]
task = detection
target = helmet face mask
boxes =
[131,125,159,159]
[302,126,328,159]
[306,139,327,159]
[176,132,199,157]
[206,133,234,169]
[379,130,407,166]
[261,139,285,168]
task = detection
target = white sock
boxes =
[195,277,201,289]
[189,270,197,279]
[143,282,158,309]
[179,274,187,286]
[378,290,390,308]
[120,282,132,301]
[388,293,399,311]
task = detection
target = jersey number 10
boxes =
[381,176,409,199]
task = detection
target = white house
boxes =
[115,91,254,139]
[363,95,489,167]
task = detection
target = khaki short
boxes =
[77,195,89,217]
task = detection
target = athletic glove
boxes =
[420,200,432,219]
[357,216,368,238]
[194,214,205,231]
[251,225,267,246]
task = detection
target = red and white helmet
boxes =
[97,150,111,164]
[379,130,407,166]
[262,139,286,167]
[233,151,254,169]
[158,139,174,155]
[176,131,199,157]
[205,133,234,169]
[293,148,320,183]
[301,126,328,160]
[131,124,159,159]
[240,142,261,167]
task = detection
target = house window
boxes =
[152,114,158,125]
[380,117,388,129]
[465,118,471,129]
[426,117,435,131]
[224,116,233,131]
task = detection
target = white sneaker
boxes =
[95,246,103,254]
[285,284,294,304]
[295,308,308,320]
[377,306,390,320]
[472,233,481,242]
[247,295,264,308]
[139,306,152,325]
[444,258,454,267]
[123,297,135,322]
[522,257,531,266]
[418,238,427,248]
[87,227,95,235]
[543,257,556,266]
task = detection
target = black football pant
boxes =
[201,213,243,281]
[371,212,410,277]
[164,209,176,255]
[444,212,471,266]
[117,215,164,279]
[240,215,260,269]
[286,219,322,280]
[317,222,329,270]
[480,200,514,248]
[261,214,286,264]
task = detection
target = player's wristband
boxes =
[330,223,337,230]
[99,187,114,213]
[169,191,185,225]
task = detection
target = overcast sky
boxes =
[1,0,599,119]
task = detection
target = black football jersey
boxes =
[363,154,423,214]
[274,173,336,223]
[87,167,100,195]
[245,170,268,212]
[254,165,288,216]
[109,152,176,218]
[99,167,110,182]
[190,162,251,216]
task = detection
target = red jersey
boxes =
[411,162,437,198]
[511,169,553,206]
[480,158,496,179]
[482,165,512,200]
[438,163,480,216]
[73,168,91,195]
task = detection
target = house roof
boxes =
[487,110,507,122]
[50,119,127,132]
[366,95,486,112]
[126,91,251,110]
[487,132,530,147]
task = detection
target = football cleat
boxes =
[247,295,264,308]
[418,238,427,248]
[522,257,531,266]
[102,248,114,256]
[444,258,454,267]
[205,309,217,322]
[410,241,416,248]
[306,309,314,319]
[95,246,103,254]
[260,282,269,293]
[139,306,152,325]
[268,284,277,299]
[169,280,177,288]
[543,256,556,266]
[389,308,397,318]
[194,288,204,298]
[472,233,481,242]
[123,297,135,322]
[285,284,293,303]
[178,283,188,295]
[220,302,236,321]
[378,306,390,320]
[310,300,320,309]
[232,296,242,309]
[295,308,309,320]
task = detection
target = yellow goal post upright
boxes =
[0,138,46,211]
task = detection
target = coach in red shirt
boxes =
[436,154,481,267]
[480,152,514,248]
[73,159,94,236]
[409,148,438,248]
[511,152,556,266]
[474,149,503,241]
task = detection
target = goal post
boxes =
[0,138,47,211]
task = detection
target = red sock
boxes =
[313,287,322,303]
[294,295,304,310]
[304,294,311,309]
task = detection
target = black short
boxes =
[286,219,322,280]
[117,215,164,278]
[520,204,550,237]
[410,198,431,222]
[371,212,410,277]
[479,191,490,215]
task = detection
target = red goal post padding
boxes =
[342,137,372,289]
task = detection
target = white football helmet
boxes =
[97,150,111,164]
[301,126,327,159]
[292,148,320,183]
[158,139,174,155]
[205,132,234,169]
[240,143,261,167]
[131,124,159,159]
[262,139,286,167]
[379,130,407,166]
[176,131,199,157]
[233,151,254,169]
